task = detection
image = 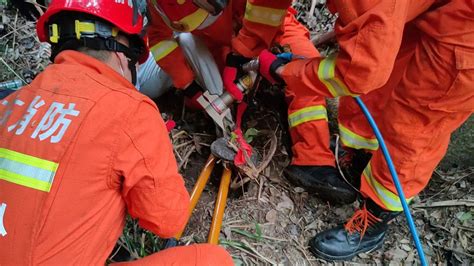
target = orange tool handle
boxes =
[208,165,232,244]
[174,155,216,239]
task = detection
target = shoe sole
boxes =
[284,171,357,205]
[309,241,383,261]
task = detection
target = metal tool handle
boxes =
[242,59,259,73]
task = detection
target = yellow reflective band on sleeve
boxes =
[288,105,328,128]
[0,148,58,192]
[363,163,413,212]
[179,8,209,31]
[244,3,286,27]
[318,53,356,97]
[150,40,179,62]
[339,124,379,151]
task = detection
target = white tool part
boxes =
[197,91,235,133]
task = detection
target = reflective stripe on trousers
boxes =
[0,148,58,192]
[288,105,328,128]
[339,124,379,151]
[363,162,413,211]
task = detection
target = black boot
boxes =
[338,148,372,189]
[284,165,358,204]
[309,199,400,261]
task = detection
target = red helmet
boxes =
[37,0,146,43]
[150,0,227,32]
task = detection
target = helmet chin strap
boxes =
[128,60,138,86]
[116,52,138,86]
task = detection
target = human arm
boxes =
[231,0,293,57]
[115,100,190,238]
[147,2,195,89]
[264,1,411,97]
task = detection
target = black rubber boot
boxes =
[338,148,372,189]
[309,199,400,261]
[284,165,358,204]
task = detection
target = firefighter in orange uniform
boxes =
[0,0,233,265]
[147,0,355,203]
[256,0,474,261]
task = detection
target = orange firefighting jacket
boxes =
[280,0,474,104]
[147,0,292,88]
[0,51,190,265]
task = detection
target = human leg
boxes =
[137,52,173,99]
[113,244,234,266]
[311,31,474,261]
[276,12,356,204]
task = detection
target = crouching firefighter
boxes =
[255,0,474,261]
[0,0,233,265]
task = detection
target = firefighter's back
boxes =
[0,50,151,265]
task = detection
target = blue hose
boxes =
[354,96,427,266]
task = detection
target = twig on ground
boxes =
[173,146,183,162]
[178,146,196,170]
[258,175,265,201]
[174,140,193,150]
[108,246,123,262]
[224,240,273,265]
[431,244,474,258]
[457,225,474,233]
[0,57,27,83]
[172,130,188,139]
[241,239,277,265]
[0,22,33,40]
[308,0,317,20]
[12,11,18,51]
[256,131,278,173]
[292,237,314,266]
[412,199,474,208]
[420,171,473,203]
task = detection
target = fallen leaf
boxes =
[400,239,410,244]
[430,210,442,220]
[456,211,472,222]
[305,220,319,230]
[266,210,277,224]
[401,244,412,252]
[286,224,299,236]
[277,194,294,212]
[385,247,408,260]
[293,187,305,193]
[405,251,415,264]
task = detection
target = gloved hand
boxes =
[258,49,293,85]
[183,81,204,110]
[222,53,251,102]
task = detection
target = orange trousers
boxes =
[113,244,233,265]
[338,26,474,211]
[277,13,334,167]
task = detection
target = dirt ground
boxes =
[1,1,473,265]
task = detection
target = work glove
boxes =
[222,53,251,102]
[183,81,204,110]
[258,49,293,85]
